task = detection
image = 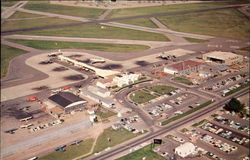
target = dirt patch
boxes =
[135,60,150,66]
[64,74,85,81]
[52,66,69,72]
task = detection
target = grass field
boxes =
[172,77,193,85]
[118,18,158,28]
[2,16,77,31]
[1,1,17,7]
[17,23,169,41]
[116,144,165,160]
[224,82,250,97]
[1,44,26,78]
[93,127,141,153]
[7,39,150,53]
[38,139,94,160]
[183,37,209,43]
[129,90,157,104]
[96,106,117,119]
[8,11,44,19]
[146,85,177,95]
[24,1,105,19]
[107,2,236,19]
[157,8,250,40]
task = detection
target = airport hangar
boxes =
[44,92,87,117]
[202,51,244,66]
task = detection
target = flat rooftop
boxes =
[168,60,203,71]
[203,51,242,60]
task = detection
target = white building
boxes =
[113,72,141,87]
[175,142,196,158]
[88,86,111,97]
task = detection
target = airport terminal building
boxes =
[202,51,243,65]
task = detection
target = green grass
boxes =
[96,106,117,119]
[38,138,94,160]
[17,23,169,41]
[2,16,77,31]
[129,90,157,104]
[192,119,209,127]
[116,144,165,160]
[118,18,158,28]
[24,1,105,19]
[6,39,150,53]
[9,11,44,19]
[180,128,189,133]
[183,37,209,43]
[93,127,141,153]
[157,8,250,40]
[161,100,214,126]
[1,1,18,7]
[211,114,219,118]
[108,2,239,19]
[115,78,152,92]
[146,85,177,95]
[224,82,250,96]
[172,77,193,85]
[1,44,27,78]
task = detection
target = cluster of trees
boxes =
[224,98,245,113]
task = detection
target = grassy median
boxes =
[7,39,150,53]
[116,144,165,160]
[146,85,177,95]
[172,77,193,85]
[38,139,94,160]
[129,90,157,104]
[93,127,142,153]
[1,44,27,78]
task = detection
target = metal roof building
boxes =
[175,142,196,158]
[202,51,243,65]
[164,60,203,75]
[48,92,87,113]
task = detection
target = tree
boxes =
[224,98,245,113]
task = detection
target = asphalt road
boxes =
[1,4,248,35]
[86,88,249,160]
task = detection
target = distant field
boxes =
[1,1,17,7]
[24,1,105,19]
[118,18,158,28]
[8,11,44,19]
[2,16,77,31]
[7,39,150,53]
[17,23,169,41]
[107,2,236,19]
[172,77,193,85]
[116,144,165,160]
[38,138,94,160]
[93,127,141,153]
[1,44,26,78]
[157,8,250,40]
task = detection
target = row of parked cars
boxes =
[201,122,249,146]
[169,93,188,105]
[214,116,250,134]
[205,74,247,91]
[201,134,237,153]
[220,78,250,96]
[30,119,62,132]
[186,130,225,160]
[112,115,140,133]
[147,103,173,117]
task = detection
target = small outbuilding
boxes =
[175,142,196,158]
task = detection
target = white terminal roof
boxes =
[204,51,242,60]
